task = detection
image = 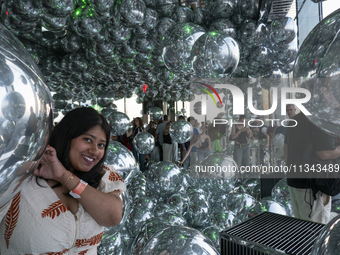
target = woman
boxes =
[230,115,253,168]
[0,107,126,254]
[197,124,213,163]
[127,117,145,172]
[162,122,173,162]
[178,133,202,166]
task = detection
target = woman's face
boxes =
[134,118,140,126]
[69,125,107,172]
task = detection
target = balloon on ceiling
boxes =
[0,0,298,105]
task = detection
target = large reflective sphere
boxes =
[149,107,163,120]
[191,153,238,179]
[144,161,183,198]
[169,120,193,143]
[191,31,240,78]
[132,132,155,154]
[0,23,53,207]
[140,226,220,255]
[104,141,138,185]
[310,215,340,255]
[107,111,131,136]
[162,23,205,74]
[293,9,340,137]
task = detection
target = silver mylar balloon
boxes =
[169,120,193,143]
[0,23,53,207]
[144,161,183,198]
[162,23,205,74]
[71,6,103,38]
[148,106,163,120]
[127,206,154,236]
[209,209,240,230]
[332,200,340,214]
[227,193,256,217]
[116,0,146,26]
[107,111,131,136]
[155,0,178,17]
[191,31,240,78]
[98,228,127,255]
[185,192,211,228]
[202,225,221,250]
[209,19,236,38]
[310,214,340,255]
[130,218,173,255]
[271,177,289,198]
[140,226,219,255]
[1,91,26,121]
[192,153,238,179]
[270,17,297,45]
[132,132,155,154]
[293,9,340,137]
[104,141,139,185]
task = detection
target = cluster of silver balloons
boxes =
[0,0,299,106]
[99,141,305,253]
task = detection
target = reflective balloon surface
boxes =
[169,120,193,143]
[140,226,220,255]
[148,107,163,120]
[293,9,340,137]
[0,23,53,207]
[108,111,131,136]
[162,23,205,73]
[132,132,155,154]
[310,215,340,255]
[191,31,240,78]
[145,161,183,198]
[104,141,138,185]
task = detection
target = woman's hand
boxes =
[178,161,183,166]
[34,145,68,182]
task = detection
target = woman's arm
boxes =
[34,146,123,227]
[230,125,242,140]
[179,145,193,165]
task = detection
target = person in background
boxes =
[187,117,200,167]
[0,107,125,254]
[284,112,340,224]
[147,121,156,137]
[155,115,168,161]
[127,117,145,172]
[197,122,213,163]
[286,104,297,119]
[162,122,173,161]
[230,115,252,168]
[250,119,269,164]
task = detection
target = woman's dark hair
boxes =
[48,107,110,189]
[133,117,144,131]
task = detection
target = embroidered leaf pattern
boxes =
[108,171,124,183]
[78,249,89,255]
[75,232,104,247]
[43,249,69,255]
[41,200,68,219]
[4,192,21,249]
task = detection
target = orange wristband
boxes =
[69,180,88,199]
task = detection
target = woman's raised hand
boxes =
[34,145,68,182]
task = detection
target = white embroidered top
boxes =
[0,165,126,255]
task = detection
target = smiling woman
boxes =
[0,107,126,254]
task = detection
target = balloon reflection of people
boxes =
[0,107,126,254]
